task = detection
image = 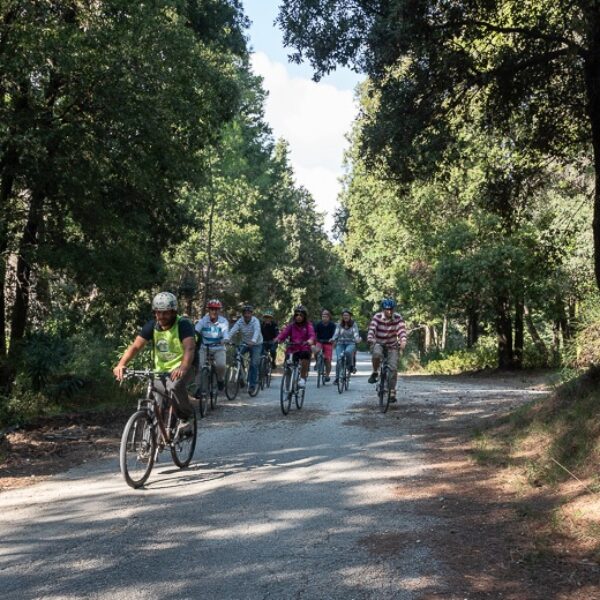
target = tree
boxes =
[0,1,246,375]
[277,0,600,291]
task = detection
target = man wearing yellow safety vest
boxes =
[113,291,196,433]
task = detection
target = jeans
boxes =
[240,343,262,387]
[336,342,356,366]
[153,367,195,420]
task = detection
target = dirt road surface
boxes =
[2,353,579,600]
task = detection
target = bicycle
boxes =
[375,347,394,413]
[258,350,272,390]
[225,344,259,399]
[198,348,219,410]
[280,346,305,415]
[119,369,197,488]
[335,350,352,394]
[314,348,326,388]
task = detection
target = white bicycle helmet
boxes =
[152,291,178,311]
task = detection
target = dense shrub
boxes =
[1,330,138,425]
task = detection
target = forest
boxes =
[0,0,598,422]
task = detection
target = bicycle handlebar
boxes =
[122,368,170,380]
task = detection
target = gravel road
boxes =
[0,353,548,600]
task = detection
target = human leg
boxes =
[387,347,399,398]
[323,342,333,376]
[195,346,208,389]
[211,347,226,381]
[248,344,261,387]
[166,368,195,419]
[344,343,356,367]
[369,343,383,383]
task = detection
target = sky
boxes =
[242,1,363,232]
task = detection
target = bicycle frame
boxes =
[129,371,176,448]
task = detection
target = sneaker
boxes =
[368,372,378,384]
[324,376,330,383]
[389,392,397,403]
[298,378,306,388]
[240,379,246,388]
[333,378,339,385]
[248,385,257,394]
[351,367,357,374]
[217,380,224,391]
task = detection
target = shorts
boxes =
[288,350,311,361]
[316,342,333,361]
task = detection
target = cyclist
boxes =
[229,304,263,395]
[113,291,195,433]
[194,298,229,391]
[367,298,407,402]
[261,309,279,368]
[276,305,315,388]
[313,309,335,382]
[332,308,361,383]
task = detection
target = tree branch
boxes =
[435,18,585,56]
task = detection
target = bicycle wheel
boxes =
[280,366,293,415]
[295,384,305,409]
[198,366,212,414]
[345,367,351,391]
[316,355,323,388]
[337,356,345,394]
[209,368,218,409]
[249,360,260,397]
[225,363,240,401]
[171,408,197,468]
[120,410,156,489]
[264,359,272,388]
[258,356,266,390]
[379,366,391,413]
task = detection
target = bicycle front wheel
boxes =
[249,362,260,397]
[225,364,240,401]
[265,360,272,388]
[379,367,391,413]
[120,410,156,489]
[296,386,305,409]
[198,366,211,414]
[280,367,293,415]
[316,355,323,388]
[209,368,218,409]
[171,409,197,468]
[337,358,345,394]
[258,356,267,390]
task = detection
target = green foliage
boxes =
[424,340,498,375]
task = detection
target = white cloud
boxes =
[250,52,357,231]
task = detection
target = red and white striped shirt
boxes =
[367,312,407,347]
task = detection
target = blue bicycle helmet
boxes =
[381,298,396,310]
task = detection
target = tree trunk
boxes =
[495,297,513,369]
[584,26,600,291]
[424,325,433,353]
[513,298,524,369]
[0,168,15,360]
[202,162,217,313]
[466,309,479,348]
[524,304,549,364]
[9,191,42,352]
[441,314,448,350]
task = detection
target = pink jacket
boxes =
[276,321,315,353]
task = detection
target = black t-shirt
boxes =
[139,317,195,342]
[314,321,336,342]
[261,321,279,342]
